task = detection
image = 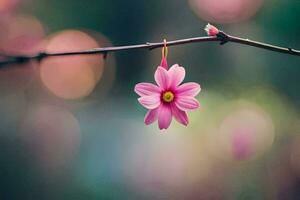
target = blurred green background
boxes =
[0,0,300,199]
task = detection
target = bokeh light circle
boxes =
[217,102,275,161]
[40,30,104,99]
[20,104,81,173]
[290,131,300,177]
[0,14,45,54]
[0,14,45,94]
[188,0,264,23]
[0,0,20,13]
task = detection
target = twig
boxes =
[0,29,299,67]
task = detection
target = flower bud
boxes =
[205,23,219,36]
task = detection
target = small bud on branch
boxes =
[205,23,219,36]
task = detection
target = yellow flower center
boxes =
[162,91,174,103]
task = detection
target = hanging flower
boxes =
[134,64,201,130]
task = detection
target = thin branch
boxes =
[0,30,299,67]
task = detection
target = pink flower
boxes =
[205,23,219,36]
[134,64,201,130]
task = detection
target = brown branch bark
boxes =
[0,30,299,67]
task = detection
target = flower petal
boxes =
[176,82,201,97]
[134,83,161,96]
[168,64,185,88]
[171,104,189,126]
[138,95,161,109]
[144,108,158,125]
[158,104,172,130]
[175,97,200,111]
[154,66,170,90]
